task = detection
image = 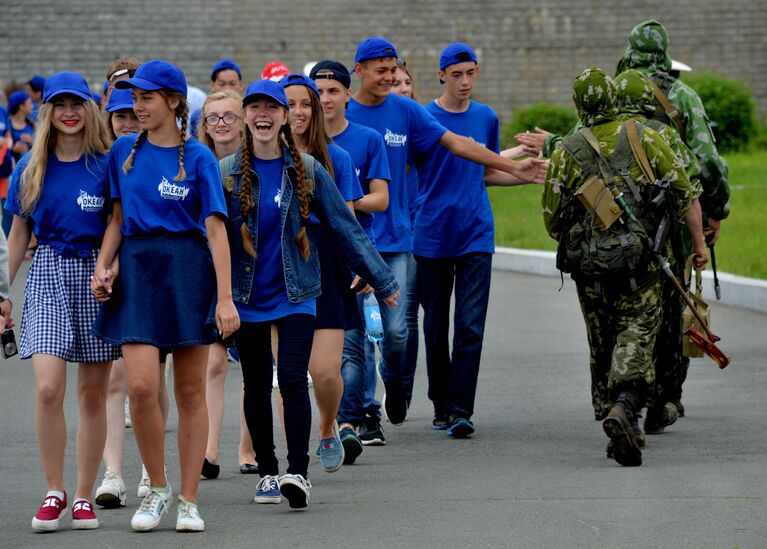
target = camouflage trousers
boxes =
[651,268,690,406]
[575,274,662,420]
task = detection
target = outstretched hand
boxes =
[514,127,550,157]
[513,157,549,185]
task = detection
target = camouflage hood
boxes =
[616,20,672,75]
[572,68,619,127]
[615,69,655,117]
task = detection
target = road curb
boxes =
[494,247,767,314]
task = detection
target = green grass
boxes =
[488,151,767,279]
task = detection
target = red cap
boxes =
[261,61,290,82]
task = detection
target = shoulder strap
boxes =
[648,80,686,141]
[299,152,315,195]
[625,120,657,184]
[578,128,614,184]
[218,154,237,193]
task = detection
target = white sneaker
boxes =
[176,495,204,532]
[95,469,127,508]
[137,464,167,498]
[131,487,173,532]
[279,473,311,510]
[124,396,132,428]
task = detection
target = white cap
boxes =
[670,59,692,73]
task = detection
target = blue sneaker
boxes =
[318,423,345,473]
[447,416,475,438]
[254,475,281,504]
[227,347,240,363]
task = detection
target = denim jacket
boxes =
[221,145,398,304]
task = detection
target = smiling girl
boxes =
[223,79,397,510]
[90,60,239,533]
[6,71,119,532]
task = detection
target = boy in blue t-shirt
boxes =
[310,60,392,454]
[346,37,547,428]
[189,59,244,138]
[415,42,538,438]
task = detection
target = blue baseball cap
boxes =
[310,60,352,89]
[280,73,319,98]
[355,36,398,64]
[115,59,187,96]
[8,91,30,113]
[243,79,288,108]
[105,88,135,112]
[42,71,94,103]
[211,59,242,81]
[439,42,478,71]
[28,75,46,92]
[102,79,109,95]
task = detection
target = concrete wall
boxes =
[2,0,765,124]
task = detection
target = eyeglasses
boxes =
[204,113,240,126]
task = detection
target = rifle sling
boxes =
[578,127,615,185]
[648,80,686,140]
[625,120,656,184]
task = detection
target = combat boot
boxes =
[644,402,679,435]
[602,403,642,467]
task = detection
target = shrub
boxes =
[683,72,758,152]
[501,102,579,149]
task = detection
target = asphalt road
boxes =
[1,266,764,549]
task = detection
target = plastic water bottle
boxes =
[363,293,384,343]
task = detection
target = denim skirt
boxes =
[315,224,361,331]
[92,233,217,350]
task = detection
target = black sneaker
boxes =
[644,403,679,435]
[377,364,407,425]
[358,416,386,446]
[432,413,448,431]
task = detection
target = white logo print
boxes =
[384,129,407,147]
[76,190,105,212]
[355,168,361,177]
[273,189,282,208]
[158,176,190,201]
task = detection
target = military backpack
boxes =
[556,121,662,287]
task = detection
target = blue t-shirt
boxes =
[236,156,316,322]
[0,106,8,136]
[413,100,500,258]
[331,121,390,244]
[7,152,111,251]
[327,143,363,202]
[346,93,447,252]
[109,135,227,236]
[10,120,34,162]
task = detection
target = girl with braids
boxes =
[5,71,119,532]
[95,85,173,509]
[197,89,257,478]
[223,80,397,510]
[90,60,239,533]
[281,74,364,474]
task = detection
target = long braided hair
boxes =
[121,90,188,182]
[237,119,312,260]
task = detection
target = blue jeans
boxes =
[403,253,420,400]
[339,252,409,425]
[416,252,492,419]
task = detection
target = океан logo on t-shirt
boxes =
[384,129,407,147]
[158,176,190,201]
[77,190,105,212]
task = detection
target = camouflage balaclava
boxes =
[615,19,672,75]
[615,69,655,117]
[572,68,618,127]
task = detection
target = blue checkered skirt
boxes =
[19,245,121,362]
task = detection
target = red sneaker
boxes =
[71,498,99,530]
[31,492,68,531]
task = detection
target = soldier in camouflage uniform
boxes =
[616,19,729,418]
[543,68,705,466]
[614,69,709,434]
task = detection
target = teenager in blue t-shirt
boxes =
[5,71,120,533]
[189,59,244,139]
[282,73,365,474]
[310,60,392,457]
[346,36,548,428]
[8,91,36,162]
[220,79,397,510]
[90,60,239,533]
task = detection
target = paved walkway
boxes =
[1,268,764,548]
